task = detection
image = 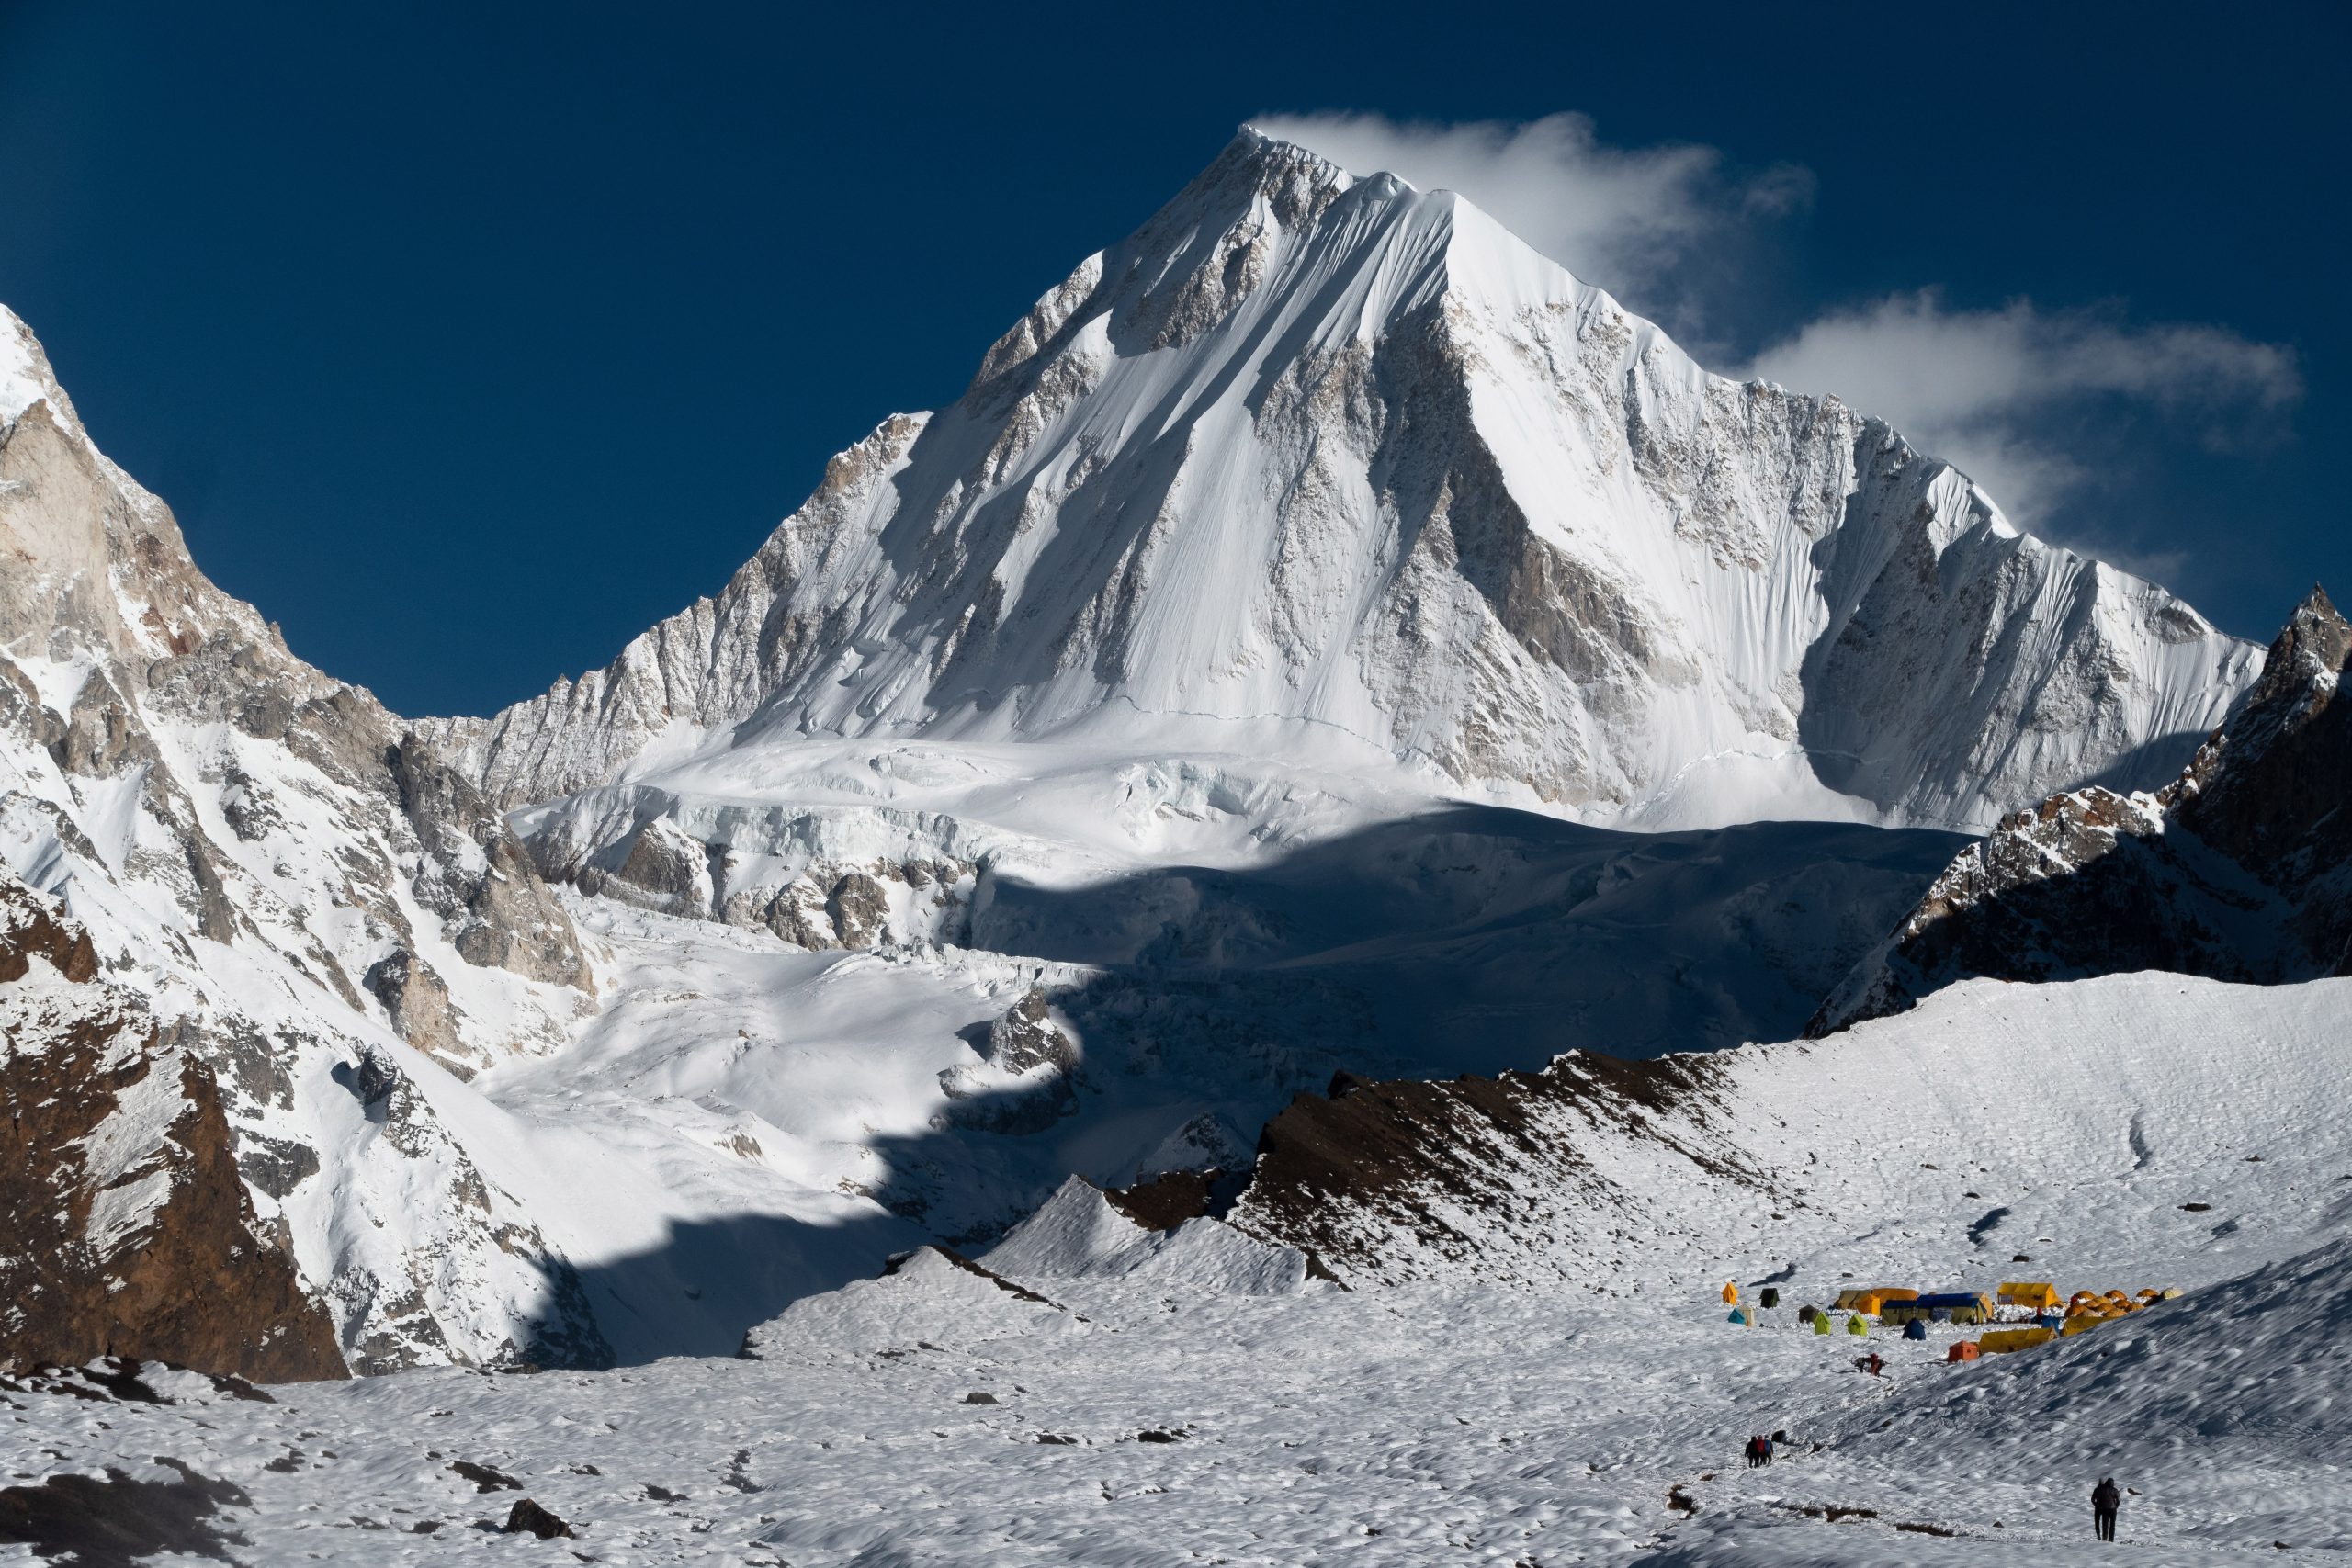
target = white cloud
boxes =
[1249,110,1809,326]
[1744,290,2301,530]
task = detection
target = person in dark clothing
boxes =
[1745,1436,1762,1469]
[2092,1477,2120,1540]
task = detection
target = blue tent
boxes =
[1903,1317,1928,1340]
[1906,1291,1994,1325]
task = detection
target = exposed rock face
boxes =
[0,872,346,1380]
[937,985,1080,1135]
[1813,588,2352,1032]
[361,950,468,1080]
[0,306,606,1371]
[383,738,593,991]
[427,130,2254,836]
[981,986,1077,1077]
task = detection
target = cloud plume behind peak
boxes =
[1744,290,2301,543]
[1250,110,1811,327]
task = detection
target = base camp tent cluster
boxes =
[1727,1278,2177,1362]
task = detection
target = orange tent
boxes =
[1947,1340,1982,1363]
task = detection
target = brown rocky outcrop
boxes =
[0,874,346,1381]
[1226,1051,1746,1284]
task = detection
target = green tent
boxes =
[1846,1314,1868,1337]
[1812,1313,1830,1336]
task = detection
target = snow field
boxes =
[4,1237,2340,1566]
[10,967,2346,1562]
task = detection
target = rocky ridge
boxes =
[0,307,606,1373]
[1811,586,2352,1032]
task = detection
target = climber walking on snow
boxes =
[2092,1477,2120,1541]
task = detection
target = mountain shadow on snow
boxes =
[978,805,1963,1071]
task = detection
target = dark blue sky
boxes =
[3,2,2345,718]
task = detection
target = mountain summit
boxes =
[431,130,2255,833]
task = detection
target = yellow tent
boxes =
[1722,1281,1740,1304]
[2061,1314,2106,1337]
[1979,1326,2057,1354]
[1997,1281,2061,1311]
[1835,1289,1869,1311]
[1849,1288,1917,1314]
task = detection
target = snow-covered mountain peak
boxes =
[434,134,2256,836]
[1,303,80,432]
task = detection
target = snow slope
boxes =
[1230,970,2352,1295]
[4,966,2344,1563]
[978,1175,1318,1300]
[431,129,2257,840]
[467,807,1960,1267]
